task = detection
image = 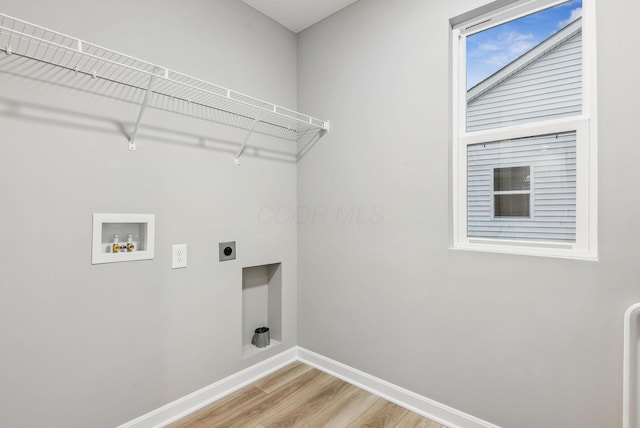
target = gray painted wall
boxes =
[0,1,298,427]
[2,0,639,427]
[297,0,639,427]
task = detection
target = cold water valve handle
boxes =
[126,234,135,252]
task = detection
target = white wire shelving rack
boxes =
[0,13,329,162]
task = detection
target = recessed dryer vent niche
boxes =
[242,263,282,358]
[91,213,155,264]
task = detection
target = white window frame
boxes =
[451,0,598,260]
[491,165,533,220]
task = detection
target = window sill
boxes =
[451,240,598,261]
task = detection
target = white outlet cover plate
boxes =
[172,244,187,269]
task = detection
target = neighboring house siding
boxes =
[467,132,576,242]
[467,30,582,132]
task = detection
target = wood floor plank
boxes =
[259,376,354,427]
[304,383,380,427]
[394,411,445,427]
[347,398,408,428]
[166,385,265,428]
[253,361,313,393]
[214,368,335,428]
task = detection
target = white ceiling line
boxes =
[241,0,358,33]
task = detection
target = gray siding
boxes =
[467,31,582,132]
[467,132,577,242]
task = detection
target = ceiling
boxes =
[241,0,358,33]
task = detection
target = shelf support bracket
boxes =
[128,73,158,151]
[234,112,263,165]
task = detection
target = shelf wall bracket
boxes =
[234,112,263,165]
[128,72,160,151]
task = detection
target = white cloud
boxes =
[558,7,582,28]
[469,31,537,68]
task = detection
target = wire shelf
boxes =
[0,13,329,145]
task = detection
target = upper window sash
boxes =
[456,0,576,36]
[454,0,595,138]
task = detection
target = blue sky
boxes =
[466,0,582,89]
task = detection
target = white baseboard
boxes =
[118,346,500,428]
[296,347,501,428]
[117,347,297,428]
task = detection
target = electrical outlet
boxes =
[172,244,187,269]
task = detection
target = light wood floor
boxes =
[167,361,446,428]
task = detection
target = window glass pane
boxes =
[494,166,530,191]
[465,0,583,132]
[467,132,577,242]
[495,194,530,217]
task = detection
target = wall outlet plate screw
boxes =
[172,244,187,269]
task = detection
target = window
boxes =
[493,166,531,218]
[452,0,597,259]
